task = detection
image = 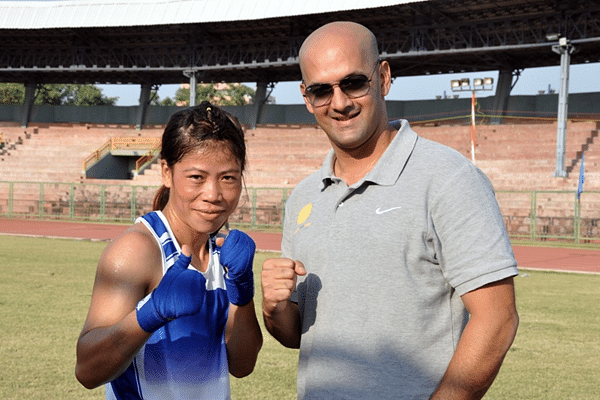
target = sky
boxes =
[7,0,600,105]
[98,63,600,105]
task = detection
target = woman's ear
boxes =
[161,160,173,188]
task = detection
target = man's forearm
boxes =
[263,300,302,349]
[430,280,519,399]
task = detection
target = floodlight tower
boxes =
[450,77,494,163]
[547,34,576,178]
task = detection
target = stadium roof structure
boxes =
[0,0,599,86]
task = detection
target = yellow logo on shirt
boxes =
[297,203,312,225]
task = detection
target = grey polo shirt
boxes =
[283,120,518,399]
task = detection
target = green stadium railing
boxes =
[0,181,292,231]
[1,181,598,243]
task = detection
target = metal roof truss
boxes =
[0,1,599,85]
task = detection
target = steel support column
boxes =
[490,69,513,125]
[552,39,576,178]
[136,83,152,130]
[250,81,268,130]
[184,70,197,106]
[20,82,36,128]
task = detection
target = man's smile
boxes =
[333,110,360,122]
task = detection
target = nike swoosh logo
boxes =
[375,206,402,214]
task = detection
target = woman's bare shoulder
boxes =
[97,222,162,287]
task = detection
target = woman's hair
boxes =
[152,101,247,211]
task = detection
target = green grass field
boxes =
[0,235,598,399]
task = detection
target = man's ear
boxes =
[379,60,392,97]
[300,83,315,115]
[161,160,173,188]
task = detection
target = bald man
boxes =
[261,21,519,400]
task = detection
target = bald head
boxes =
[298,22,379,80]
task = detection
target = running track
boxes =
[1,218,599,274]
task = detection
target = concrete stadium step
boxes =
[1,121,598,193]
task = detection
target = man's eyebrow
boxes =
[306,71,369,87]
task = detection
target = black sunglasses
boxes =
[303,60,381,107]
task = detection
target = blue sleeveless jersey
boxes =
[106,211,231,399]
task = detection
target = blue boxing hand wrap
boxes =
[219,230,256,306]
[136,252,206,333]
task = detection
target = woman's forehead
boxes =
[178,141,241,168]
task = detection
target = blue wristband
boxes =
[219,230,256,306]
[136,252,205,333]
[137,295,168,333]
[224,275,254,306]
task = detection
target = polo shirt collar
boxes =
[318,119,418,189]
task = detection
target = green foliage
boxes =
[0,83,118,106]
[150,95,177,106]
[0,83,25,104]
[175,82,255,106]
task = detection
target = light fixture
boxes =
[559,37,568,47]
[473,77,494,89]
[451,77,494,92]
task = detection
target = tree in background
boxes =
[174,82,255,106]
[0,83,25,105]
[150,94,177,106]
[0,83,118,106]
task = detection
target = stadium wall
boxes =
[0,119,598,243]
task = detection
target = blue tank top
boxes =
[106,211,231,399]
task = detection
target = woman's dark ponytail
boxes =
[152,185,170,211]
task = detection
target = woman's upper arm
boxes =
[80,227,160,335]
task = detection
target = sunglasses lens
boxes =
[339,76,370,96]
[307,85,334,103]
[304,68,375,107]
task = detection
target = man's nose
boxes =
[329,85,353,111]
